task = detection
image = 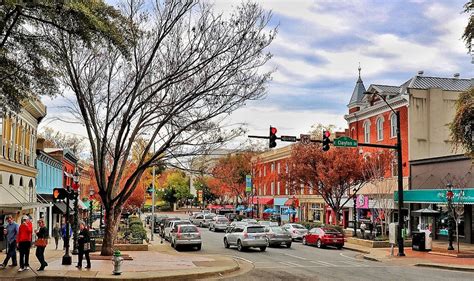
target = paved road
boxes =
[155,213,474,280]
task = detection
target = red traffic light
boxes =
[324,131,331,138]
[271,127,277,135]
[53,189,60,199]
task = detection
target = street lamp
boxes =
[61,185,72,265]
[89,186,95,230]
[364,91,405,256]
[72,168,80,255]
[446,183,455,250]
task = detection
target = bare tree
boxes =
[39,127,86,156]
[45,0,275,255]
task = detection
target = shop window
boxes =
[436,207,465,237]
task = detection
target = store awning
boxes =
[0,202,50,211]
[53,201,76,214]
[207,204,223,210]
[284,198,299,207]
[273,198,288,206]
[223,205,234,209]
[252,197,274,205]
[77,199,87,210]
[394,189,474,204]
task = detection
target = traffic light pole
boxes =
[62,186,72,265]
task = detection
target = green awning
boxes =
[394,189,474,204]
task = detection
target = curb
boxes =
[362,255,381,262]
[343,246,370,254]
[415,263,474,273]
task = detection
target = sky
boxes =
[40,0,473,150]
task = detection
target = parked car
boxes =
[259,221,278,228]
[159,217,180,237]
[170,224,202,250]
[303,227,344,249]
[264,226,292,248]
[282,223,308,241]
[165,220,192,241]
[192,213,216,227]
[153,216,168,233]
[223,225,267,252]
[225,213,237,222]
[241,218,258,224]
[209,217,230,232]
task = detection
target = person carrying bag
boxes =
[76,221,91,269]
[35,219,48,271]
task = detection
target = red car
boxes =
[302,227,344,249]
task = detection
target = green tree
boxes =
[165,171,191,202]
[194,176,217,203]
[0,0,129,111]
[462,0,474,52]
[449,88,473,158]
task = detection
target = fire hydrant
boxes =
[112,250,123,275]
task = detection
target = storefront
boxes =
[395,189,474,244]
[297,195,325,223]
[251,197,274,218]
[274,197,288,221]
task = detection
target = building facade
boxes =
[0,98,47,224]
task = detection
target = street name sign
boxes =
[280,135,297,142]
[333,136,358,147]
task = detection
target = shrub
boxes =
[299,221,344,234]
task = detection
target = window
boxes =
[376,117,384,141]
[363,121,371,143]
[9,175,14,186]
[390,113,397,138]
[300,183,304,194]
[259,169,261,177]
[271,182,274,195]
[351,127,356,139]
[277,182,280,195]
[391,161,398,177]
[277,163,281,174]
[263,166,266,176]
[271,162,274,172]
[285,163,289,173]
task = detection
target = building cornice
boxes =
[252,145,292,163]
[0,159,37,177]
[344,96,408,124]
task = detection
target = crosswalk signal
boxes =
[53,188,72,201]
[322,131,331,151]
[269,126,277,148]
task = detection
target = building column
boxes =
[48,203,53,237]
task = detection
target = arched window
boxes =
[363,121,371,143]
[376,117,384,141]
[351,127,356,139]
[9,175,14,186]
[390,113,397,138]
[19,177,23,187]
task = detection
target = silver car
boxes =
[165,220,191,241]
[265,226,292,248]
[224,225,267,252]
[209,217,229,232]
[282,223,308,241]
[170,224,202,250]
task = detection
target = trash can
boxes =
[412,231,425,251]
[423,229,432,251]
[89,237,96,252]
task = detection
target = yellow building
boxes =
[0,98,47,222]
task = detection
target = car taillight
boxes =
[177,232,182,238]
[243,232,248,238]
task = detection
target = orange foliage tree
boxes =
[285,144,390,225]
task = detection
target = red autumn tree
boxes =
[285,143,387,225]
[210,152,255,204]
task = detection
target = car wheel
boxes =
[171,240,175,248]
[286,242,292,248]
[224,238,230,249]
[337,245,343,250]
[237,240,244,252]
[260,246,266,252]
[196,244,202,251]
[200,222,203,227]
[265,238,270,247]
[302,237,307,245]
[317,239,323,248]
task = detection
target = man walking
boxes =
[0,215,19,269]
[17,215,33,272]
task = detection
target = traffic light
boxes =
[269,126,277,148]
[322,130,331,151]
[53,188,72,201]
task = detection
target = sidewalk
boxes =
[0,238,239,280]
[344,240,474,272]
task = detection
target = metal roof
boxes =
[348,76,366,106]
[406,76,471,92]
[371,84,401,94]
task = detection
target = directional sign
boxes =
[300,134,311,144]
[333,136,358,147]
[280,135,297,142]
[245,175,252,192]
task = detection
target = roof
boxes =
[348,75,366,106]
[370,84,401,94]
[404,76,471,92]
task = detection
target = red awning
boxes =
[284,198,299,207]
[207,204,222,210]
[223,205,234,209]
[252,197,274,205]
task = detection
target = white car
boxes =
[282,223,308,241]
[209,217,230,232]
[165,220,191,241]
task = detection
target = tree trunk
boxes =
[101,206,122,256]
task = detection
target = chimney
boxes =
[36,138,45,151]
[453,73,460,79]
[417,70,424,76]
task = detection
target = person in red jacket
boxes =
[17,215,33,272]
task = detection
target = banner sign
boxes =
[245,175,252,192]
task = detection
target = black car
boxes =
[152,216,168,233]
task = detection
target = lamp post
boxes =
[364,91,405,256]
[61,185,72,265]
[89,186,95,230]
[72,169,80,255]
[446,183,455,250]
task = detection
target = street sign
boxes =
[300,134,311,144]
[280,135,297,142]
[245,175,252,192]
[333,136,358,147]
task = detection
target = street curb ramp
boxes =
[415,263,474,273]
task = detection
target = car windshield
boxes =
[179,226,198,233]
[270,227,286,234]
[292,224,306,229]
[323,228,340,234]
[247,226,265,233]
[217,219,228,223]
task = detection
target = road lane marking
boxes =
[310,260,337,267]
[231,256,254,264]
[284,261,304,267]
[284,253,307,260]
[339,260,368,267]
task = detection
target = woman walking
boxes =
[35,219,48,271]
[52,223,60,250]
[17,216,32,272]
[76,221,91,269]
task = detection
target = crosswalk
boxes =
[254,259,372,269]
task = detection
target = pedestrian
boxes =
[76,221,91,269]
[52,223,60,250]
[277,215,282,226]
[17,215,33,272]
[61,222,72,250]
[34,219,48,271]
[0,215,19,269]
